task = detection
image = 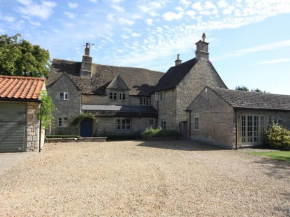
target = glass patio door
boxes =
[241,115,265,145]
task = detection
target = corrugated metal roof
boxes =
[0,75,45,100]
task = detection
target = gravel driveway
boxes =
[0,140,290,216]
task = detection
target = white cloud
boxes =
[214,40,290,61]
[4,16,15,22]
[131,32,141,37]
[88,0,97,2]
[192,2,203,11]
[223,6,235,15]
[107,13,115,21]
[109,0,124,3]
[175,6,184,12]
[121,34,129,39]
[163,11,184,21]
[145,18,153,25]
[29,21,41,26]
[255,58,290,65]
[217,0,228,8]
[119,18,134,25]
[180,0,191,6]
[16,0,57,20]
[68,2,78,8]
[185,10,195,18]
[63,11,75,19]
[111,5,125,12]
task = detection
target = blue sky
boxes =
[1,0,290,94]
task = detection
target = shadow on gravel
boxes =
[137,140,227,151]
[254,158,290,180]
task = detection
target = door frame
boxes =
[241,114,265,146]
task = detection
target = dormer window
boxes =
[140,97,149,105]
[60,92,68,100]
[119,92,126,101]
[110,92,117,100]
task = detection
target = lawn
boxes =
[251,151,290,162]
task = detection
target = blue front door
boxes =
[80,119,93,137]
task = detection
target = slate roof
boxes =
[82,105,157,117]
[0,75,45,101]
[209,87,290,111]
[47,59,164,96]
[153,58,198,92]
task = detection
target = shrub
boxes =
[46,135,81,139]
[142,127,181,139]
[264,123,290,149]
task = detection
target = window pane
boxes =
[116,119,121,129]
[110,92,113,99]
[60,93,64,100]
[123,93,126,100]
[64,92,68,100]
[126,120,130,129]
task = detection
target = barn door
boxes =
[0,103,26,152]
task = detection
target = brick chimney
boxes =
[80,43,92,77]
[175,54,182,66]
[195,33,209,60]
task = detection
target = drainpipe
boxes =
[39,118,42,153]
[235,109,238,150]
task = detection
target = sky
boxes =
[1,0,290,94]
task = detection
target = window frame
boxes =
[59,92,68,101]
[58,117,68,128]
[140,97,149,106]
[149,119,154,125]
[116,118,131,130]
[110,92,117,100]
[161,118,166,130]
[155,92,163,101]
[194,114,199,131]
[119,92,126,101]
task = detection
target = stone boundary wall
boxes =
[46,137,107,143]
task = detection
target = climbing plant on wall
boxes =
[37,91,56,129]
[72,113,97,129]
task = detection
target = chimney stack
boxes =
[80,43,93,77]
[175,54,182,66]
[195,33,209,60]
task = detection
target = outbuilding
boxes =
[0,75,45,152]
[186,87,290,149]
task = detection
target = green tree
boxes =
[0,33,50,78]
[235,86,249,91]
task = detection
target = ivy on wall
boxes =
[37,91,56,129]
[72,113,97,129]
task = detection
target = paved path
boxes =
[0,141,289,216]
[0,152,35,175]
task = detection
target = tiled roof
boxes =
[0,75,45,100]
[47,59,164,96]
[107,75,129,90]
[210,87,290,111]
[153,58,198,92]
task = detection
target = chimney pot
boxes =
[85,43,90,56]
[195,33,209,60]
[175,54,182,66]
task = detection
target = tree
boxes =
[235,86,249,91]
[236,86,268,93]
[0,34,50,78]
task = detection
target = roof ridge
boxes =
[0,75,45,80]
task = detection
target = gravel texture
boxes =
[0,140,290,216]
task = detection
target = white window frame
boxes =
[116,119,131,130]
[269,115,283,126]
[119,92,126,101]
[58,117,68,127]
[194,114,199,131]
[242,115,265,144]
[149,119,154,125]
[155,92,163,101]
[140,97,149,106]
[59,92,68,100]
[110,92,117,100]
[161,118,166,130]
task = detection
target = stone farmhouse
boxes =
[47,34,290,149]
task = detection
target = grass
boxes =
[251,151,290,162]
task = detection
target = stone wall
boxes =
[150,89,177,129]
[187,88,236,149]
[94,117,154,136]
[47,75,81,135]
[26,102,43,151]
[176,57,227,127]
